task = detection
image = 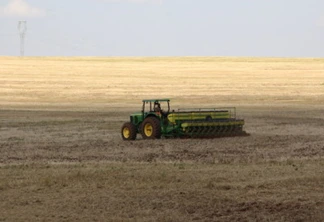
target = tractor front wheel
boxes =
[121,122,137,140]
[141,117,161,139]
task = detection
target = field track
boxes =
[1,57,324,221]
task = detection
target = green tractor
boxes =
[121,99,246,140]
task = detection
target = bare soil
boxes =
[1,106,324,165]
[1,106,324,221]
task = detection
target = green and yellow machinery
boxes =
[121,99,247,140]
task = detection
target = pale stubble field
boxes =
[0,57,324,221]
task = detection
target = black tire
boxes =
[141,117,161,139]
[121,122,137,140]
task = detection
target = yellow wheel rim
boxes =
[123,127,130,139]
[144,123,153,137]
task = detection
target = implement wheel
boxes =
[121,122,137,140]
[141,117,161,139]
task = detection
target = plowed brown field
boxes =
[1,57,324,221]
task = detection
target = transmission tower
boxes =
[18,21,27,56]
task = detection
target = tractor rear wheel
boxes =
[121,122,137,140]
[141,117,161,139]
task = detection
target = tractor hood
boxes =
[130,112,143,125]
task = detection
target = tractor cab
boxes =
[142,99,170,118]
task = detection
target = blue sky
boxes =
[0,0,323,57]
